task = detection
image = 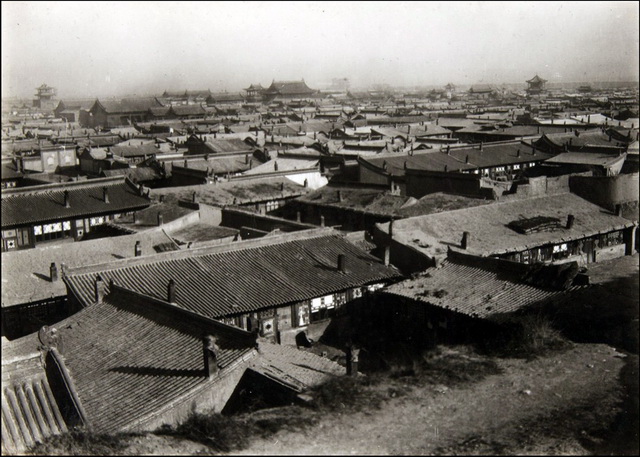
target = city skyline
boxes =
[2,1,639,99]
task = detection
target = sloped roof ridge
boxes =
[106,284,257,342]
[391,192,575,225]
[0,176,132,198]
[64,227,339,276]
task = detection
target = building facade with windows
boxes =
[63,229,401,346]
[1,177,151,251]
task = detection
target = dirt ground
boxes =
[231,344,629,456]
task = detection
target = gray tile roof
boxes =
[1,344,68,453]
[5,285,258,434]
[250,343,343,392]
[63,230,401,318]
[1,228,179,307]
[385,193,635,259]
[1,177,151,228]
[384,250,583,322]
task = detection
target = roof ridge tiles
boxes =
[0,176,131,197]
[107,284,257,342]
[64,227,338,276]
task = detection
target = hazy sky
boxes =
[2,1,639,99]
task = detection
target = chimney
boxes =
[138,184,145,196]
[50,262,58,282]
[389,219,394,238]
[461,231,470,250]
[383,245,390,266]
[446,145,450,155]
[94,275,105,303]
[296,211,301,222]
[517,149,521,158]
[203,336,220,378]
[337,254,347,273]
[63,190,70,208]
[320,215,325,227]
[103,187,110,203]
[338,190,344,202]
[465,154,469,164]
[404,161,407,170]
[133,211,138,224]
[134,240,142,257]
[245,154,249,164]
[479,141,483,151]
[444,165,448,172]
[566,214,575,229]
[184,159,188,168]
[346,344,359,376]
[159,194,165,203]
[157,212,164,226]
[249,159,253,168]
[167,279,176,303]
[615,204,623,217]
[303,178,308,188]
[274,161,279,171]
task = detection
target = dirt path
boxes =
[230,344,627,455]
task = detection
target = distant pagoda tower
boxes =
[444,82,456,99]
[526,75,547,96]
[244,83,264,102]
[33,83,57,110]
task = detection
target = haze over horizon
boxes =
[2,1,639,100]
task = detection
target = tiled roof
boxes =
[242,157,319,175]
[100,166,164,182]
[150,176,310,207]
[148,106,171,116]
[448,142,555,168]
[1,349,69,453]
[360,142,555,177]
[109,201,195,231]
[170,105,206,116]
[298,187,491,217]
[469,84,495,93]
[250,343,343,392]
[1,177,151,228]
[1,228,179,307]
[2,139,54,154]
[386,193,635,259]
[527,75,547,84]
[93,98,164,114]
[55,99,95,111]
[264,81,316,96]
[533,131,629,150]
[168,223,239,244]
[11,285,257,434]
[383,250,582,322]
[359,150,476,177]
[173,155,254,174]
[63,230,401,318]
[545,152,626,167]
[366,115,431,125]
[111,142,163,158]
[203,138,255,154]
